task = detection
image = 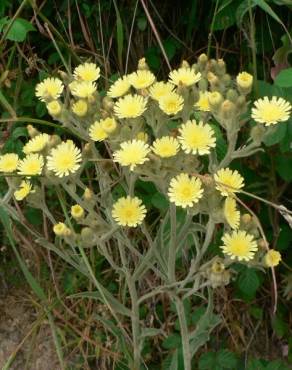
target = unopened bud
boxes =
[221,73,231,86]
[27,125,39,138]
[102,96,114,111]
[47,100,62,116]
[241,213,252,224]
[208,91,223,110]
[138,57,149,70]
[197,53,208,68]
[250,124,265,144]
[236,72,253,94]
[258,238,268,250]
[236,95,246,110]
[216,58,226,75]
[220,99,236,120]
[84,187,93,200]
[181,60,190,69]
[226,89,238,103]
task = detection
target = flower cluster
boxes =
[2,56,288,274]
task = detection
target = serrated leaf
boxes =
[237,268,260,296]
[263,123,287,146]
[275,68,292,87]
[4,18,35,42]
[198,352,216,369]
[217,349,238,368]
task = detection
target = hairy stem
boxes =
[168,203,177,283]
[176,298,191,370]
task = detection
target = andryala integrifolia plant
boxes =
[0,55,290,369]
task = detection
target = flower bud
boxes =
[236,72,253,94]
[71,204,84,220]
[207,260,231,288]
[27,125,39,138]
[236,95,246,110]
[220,99,236,121]
[263,249,281,267]
[207,59,217,72]
[226,89,238,103]
[84,187,93,200]
[208,91,223,110]
[53,222,67,236]
[181,60,190,68]
[215,59,226,76]
[47,100,62,116]
[241,213,252,225]
[136,131,148,142]
[197,53,208,68]
[250,125,265,144]
[102,96,114,111]
[138,57,149,70]
[72,100,88,117]
[258,238,268,250]
[198,78,208,91]
[81,227,95,243]
[221,73,231,86]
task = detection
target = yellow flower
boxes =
[47,140,82,177]
[107,76,131,98]
[83,187,93,200]
[14,180,34,201]
[0,153,19,172]
[263,249,281,267]
[17,154,44,176]
[221,230,258,261]
[195,91,210,112]
[214,168,244,196]
[73,63,100,82]
[114,94,147,119]
[113,139,150,171]
[152,136,180,158]
[101,117,117,133]
[71,81,97,99]
[35,77,64,102]
[169,67,201,86]
[149,81,175,101]
[53,222,68,236]
[71,204,84,219]
[208,91,223,109]
[224,197,240,229]
[23,133,50,154]
[236,72,253,90]
[47,100,62,116]
[72,100,88,117]
[178,120,216,155]
[89,121,108,141]
[129,70,155,89]
[168,173,204,208]
[251,97,291,126]
[158,92,184,115]
[112,196,146,227]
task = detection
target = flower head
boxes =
[0,153,19,172]
[169,67,201,87]
[14,180,34,201]
[47,100,62,116]
[264,249,281,267]
[53,222,68,236]
[71,81,97,99]
[101,117,117,133]
[71,204,84,219]
[178,120,216,155]
[214,168,244,196]
[23,133,50,154]
[47,140,82,177]
[17,154,44,176]
[168,173,204,208]
[108,76,131,98]
[35,78,64,102]
[72,100,88,117]
[114,94,147,119]
[221,230,258,261]
[89,121,108,141]
[152,136,180,158]
[236,72,253,90]
[73,63,100,82]
[112,196,146,227]
[113,139,150,171]
[149,81,175,101]
[251,97,291,126]
[158,92,184,115]
[195,91,210,112]
[224,197,240,229]
[129,70,155,89]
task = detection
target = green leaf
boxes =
[4,18,35,42]
[266,360,289,370]
[263,123,287,146]
[237,268,260,296]
[162,333,182,349]
[151,192,169,211]
[217,349,238,368]
[162,350,178,370]
[11,126,28,140]
[213,0,240,31]
[198,352,216,369]
[275,68,292,87]
[275,155,292,182]
[137,17,147,31]
[272,315,288,338]
[277,224,292,251]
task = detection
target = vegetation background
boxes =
[0,0,292,369]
